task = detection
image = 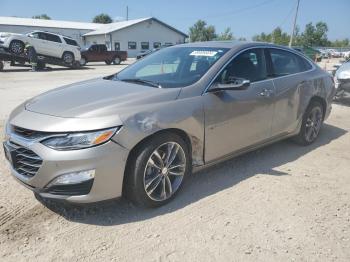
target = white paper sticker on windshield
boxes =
[190,51,218,57]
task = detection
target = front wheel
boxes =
[9,40,24,54]
[294,101,324,145]
[124,133,190,207]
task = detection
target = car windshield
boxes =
[114,46,229,88]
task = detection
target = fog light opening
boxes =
[47,169,95,187]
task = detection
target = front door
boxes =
[204,48,275,162]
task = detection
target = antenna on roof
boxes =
[126,6,129,21]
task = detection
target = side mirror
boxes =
[209,78,250,93]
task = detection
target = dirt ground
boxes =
[0,60,349,262]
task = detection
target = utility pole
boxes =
[126,6,129,21]
[289,0,300,47]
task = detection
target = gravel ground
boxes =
[0,61,349,262]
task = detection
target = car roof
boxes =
[29,30,75,40]
[173,41,309,57]
[174,40,291,50]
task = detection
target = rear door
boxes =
[37,33,61,57]
[204,48,275,162]
[45,33,63,57]
[266,48,314,136]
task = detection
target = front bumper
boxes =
[336,78,350,92]
[4,134,130,203]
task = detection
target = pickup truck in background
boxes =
[80,44,127,65]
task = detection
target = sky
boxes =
[1,0,349,40]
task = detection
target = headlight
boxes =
[41,127,120,150]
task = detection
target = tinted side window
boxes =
[90,45,98,52]
[63,37,78,46]
[216,48,267,83]
[45,33,61,43]
[269,49,309,76]
[99,45,107,52]
[38,32,47,40]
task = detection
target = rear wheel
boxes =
[0,61,4,71]
[124,133,190,207]
[113,56,121,65]
[294,101,324,145]
[9,40,24,54]
[105,60,112,65]
[80,57,87,66]
[62,52,74,64]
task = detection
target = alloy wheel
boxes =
[10,42,23,54]
[304,106,322,143]
[63,53,73,64]
[143,142,186,202]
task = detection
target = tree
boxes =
[252,27,289,45]
[301,22,329,46]
[216,27,234,41]
[32,14,51,20]
[331,38,349,47]
[189,20,216,42]
[271,27,290,45]
[92,13,113,24]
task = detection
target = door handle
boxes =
[259,88,270,97]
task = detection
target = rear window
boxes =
[269,48,312,77]
[63,37,78,46]
[99,45,107,52]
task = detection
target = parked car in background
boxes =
[4,42,335,207]
[136,48,159,59]
[334,60,350,99]
[293,46,322,62]
[136,45,172,60]
[0,31,81,64]
[80,44,127,65]
[342,50,350,60]
[328,49,342,58]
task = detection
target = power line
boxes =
[277,1,297,28]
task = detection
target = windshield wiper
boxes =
[119,78,162,88]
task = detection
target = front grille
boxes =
[9,142,42,178]
[12,125,48,140]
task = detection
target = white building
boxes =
[82,17,187,57]
[0,16,188,57]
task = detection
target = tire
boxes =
[80,57,87,66]
[113,56,121,65]
[105,60,112,65]
[0,61,4,71]
[294,101,324,146]
[9,40,24,54]
[124,132,191,208]
[62,52,74,64]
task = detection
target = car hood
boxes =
[0,32,21,37]
[336,62,350,80]
[25,78,181,118]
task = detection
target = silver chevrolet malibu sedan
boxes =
[4,41,335,207]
